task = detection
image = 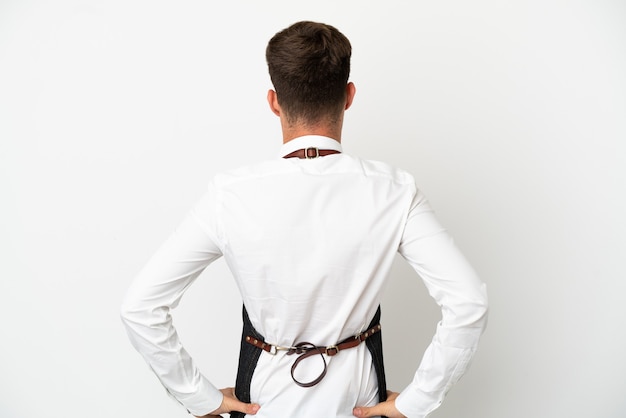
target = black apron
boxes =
[231,305,388,418]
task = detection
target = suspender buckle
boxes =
[304,147,319,159]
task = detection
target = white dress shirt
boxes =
[121,135,488,418]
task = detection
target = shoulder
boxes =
[347,155,416,185]
[211,159,292,187]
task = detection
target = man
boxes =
[121,21,488,418]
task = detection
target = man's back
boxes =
[215,137,415,347]
[121,134,486,417]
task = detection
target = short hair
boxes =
[266,21,352,124]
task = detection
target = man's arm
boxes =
[394,186,489,417]
[120,191,229,416]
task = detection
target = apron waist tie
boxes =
[244,323,382,387]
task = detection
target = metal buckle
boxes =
[270,344,299,355]
[304,147,319,159]
[325,345,339,356]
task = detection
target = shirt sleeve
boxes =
[120,188,224,416]
[395,186,489,418]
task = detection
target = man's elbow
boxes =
[472,284,489,331]
[119,298,135,328]
[458,282,489,331]
[475,298,489,332]
[119,293,146,329]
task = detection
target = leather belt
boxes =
[283,147,341,159]
[245,323,382,387]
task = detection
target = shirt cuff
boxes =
[170,379,223,417]
[395,384,443,418]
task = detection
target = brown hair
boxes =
[266,21,351,124]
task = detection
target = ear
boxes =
[267,89,281,116]
[344,82,356,110]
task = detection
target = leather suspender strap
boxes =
[245,323,382,387]
[283,147,340,159]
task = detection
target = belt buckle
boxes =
[325,345,339,356]
[304,147,319,159]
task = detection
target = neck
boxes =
[280,117,343,144]
[282,128,342,144]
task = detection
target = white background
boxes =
[1,1,625,417]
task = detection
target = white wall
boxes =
[1,1,625,417]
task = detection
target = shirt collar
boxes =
[279,135,343,158]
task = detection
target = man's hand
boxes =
[353,390,406,418]
[195,387,260,418]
